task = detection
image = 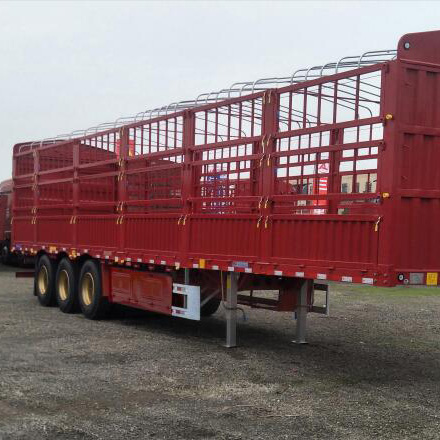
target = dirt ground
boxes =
[0,264,439,440]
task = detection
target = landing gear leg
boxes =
[224,272,238,348]
[293,279,312,344]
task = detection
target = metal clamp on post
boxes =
[374,216,382,232]
[261,134,267,151]
[262,90,272,105]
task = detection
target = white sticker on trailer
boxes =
[171,283,200,321]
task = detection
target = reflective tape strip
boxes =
[295,272,304,277]
[274,270,283,276]
[362,277,374,285]
[228,266,234,272]
[193,264,199,268]
[245,268,253,273]
[212,265,219,270]
[137,258,142,263]
[160,260,166,265]
[342,276,352,282]
[317,273,327,280]
[149,259,154,264]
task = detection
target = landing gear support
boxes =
[293,279,312,345]
[224,272,238,348]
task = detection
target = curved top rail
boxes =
[21,47,397,147]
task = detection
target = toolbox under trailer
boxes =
[11,31,440,346]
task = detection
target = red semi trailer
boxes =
[0,179,13,263]
[11,30,440,346]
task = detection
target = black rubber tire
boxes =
[35,254,57,306]
[78,260,109,320]
[1,244,10,265]
[201,297,221,317]
[55,258,79,314]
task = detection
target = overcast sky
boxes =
[0,0,439,181]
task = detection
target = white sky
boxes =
[0,0,439,181]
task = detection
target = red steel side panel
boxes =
[11,31,440,288]
[110,267,172,315]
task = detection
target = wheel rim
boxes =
[81,272,94,306]
[37,265,49,295]
[58,269,69,301]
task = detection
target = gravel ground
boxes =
[0,264,439,440]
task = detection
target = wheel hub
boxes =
[37,265,49,295]
[81,273,94,306]
[58,269,69,301]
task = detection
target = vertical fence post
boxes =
[117,127,129,254]
[72,142,79,250]
[33,149,39,245]
[181,110,195,266]
[259,90,279,260]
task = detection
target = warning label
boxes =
[426,272,438,286]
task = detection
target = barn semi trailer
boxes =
[11,30,440,346]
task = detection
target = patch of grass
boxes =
[332,283,440,298]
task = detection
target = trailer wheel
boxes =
[201,297,221,317]
[35,254,56,306]
[55,258,78,314]
[78,260,109,320]
[1,244,10,265]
